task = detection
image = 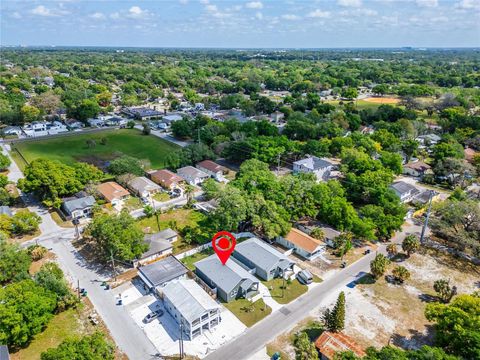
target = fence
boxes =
[5,127,117,144]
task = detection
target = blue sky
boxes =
[1,0,479,48]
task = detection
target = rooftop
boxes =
[284,228,325,253]
[128,176,161,194]
[195,254,258,293]
[390,181,419,196]
[96,181,129,202]
[196,160,226,174]
[294,156,335,171]
[162,279,220,323]
[123,107,163,117]
[151,169,184,187]
[404,161,431,171]
[140,231,176,259]
[234,237,293,271]
[177,166,209,179]
[138,256,188,288]
[62,195,95,214]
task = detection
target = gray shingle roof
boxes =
[138,256,188,288]
[195,254,258,294]
[234,237,294,272]
[177,166,209,179]
[162,279,220,323]
[390,181,419,196]
[62,196,95,215]
[294,156,334,171]
[140,235,173,259]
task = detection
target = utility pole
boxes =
[420,190,434,244]
[77,279,80,301]
[110,248,117,282]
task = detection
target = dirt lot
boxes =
[268,249,480,359]
[363,97,400,104]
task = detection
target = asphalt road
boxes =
[205,248,382,360]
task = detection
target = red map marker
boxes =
[212,231,236,265]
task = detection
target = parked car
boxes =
[297,269,313,285]
[143,309,164,323]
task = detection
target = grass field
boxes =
[181,248,214,270]
[223,299,272,327]
[262,278,308,304]
[10,129,179,170]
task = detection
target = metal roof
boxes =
[177,166,209,179]
[140,234,173,259]
[234,237,294,272]
[195,254,258,294]
[138,256,188,287]
[390,181,419,196]
[162,279,220,323]
[294,156,335,171]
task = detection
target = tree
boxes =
[391,266,410,284]
[108,155,144,176]
[0,237,31,284]
[429,199,480,256]
[11,209,41,235]
[85,211,147,262]
[0,153,11,171]
[0,279,57,347]
[294,332,319,360]
[127,120,135,129]
[40,332,114,360]
[333,232,353,260]
[425,293,480,359]
[18,159,100,208]
[324,291,346,332]
[341,87,358,100]
[433,279,457,303]
[370,253,390,279]
[386,243,398,258]
[171,119,193,139]
[142,123,151,135]
[185,184,195,205]
[202,178,221,200]
[30,91,62,114]
[34,263,76,310]
[402,234,420,257]
[310,227,325,241]
[21,105,40,122]
[70,99,100,121]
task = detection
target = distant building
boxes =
[127,176,161,199]
[293,156,336,182]
[160,279,221,339]
[138,256,188,290]
[196,160,228,181]
[1,126,22,137]
[0,206,12,217]
[402,161,432,178]
[162,114,183,124]
[23,121,68,137]
[133,229,178,266]
[193,199,218,214]
[232,237,294,281]
[150,169,184,190]
[177,166,209,186]
[96,181,130,205]
[390,181,420,203]
[61,195,96,220]
[277,228,327,261]
[315,331,366,360]
[195,255,259,303]
[122,107,163,120]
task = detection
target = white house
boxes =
[293,156,336,182]
[22,121,68,137]
[277,228,327,261]
[127,176,161,199]
[177,166,209,186]
[390,181,420,203]
[196,160,228,181]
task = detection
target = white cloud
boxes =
[415,0,438,8]
[281,14,301,20]
[110,12,121,19]
[307,9,331,18]
[455,0,480,10]
[179,0,189,4]
[31,5,66,17]
[204,4,231,18]
[246,1,263,9]
[11,11,22,19]
[255,11,263,19]
[126,6,152,19]
[89,12,106,20]
[337,0,362,7]
[358,8,378,16]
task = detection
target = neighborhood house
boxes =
[402,161,432,178]
[96,181,130,205]
[195,255,259,303]
[390,181,420,203]
[315,331,366,360]
[177,166,209,186]
[160,279,221,339]
[127,176,161,198]
[150,169,184,190]
[133,229,178,266]
[232,237,295,281]
[61,195,96,220]
[293,156,336,182]
[277,228,327,261]
[138,256,188,291]
[196,160,228,181]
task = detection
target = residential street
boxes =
[134,125,191,147]
[205,220,425,360]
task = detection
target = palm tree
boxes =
[386,243,398,258]
[184,185,195,205]
[402,234,420,257]
[392,266,410,284]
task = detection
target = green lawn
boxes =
[123,197,143,212]
[181,248,214,270]
[11,308,85,360]
[223,299,272,327]
[153,192,170,202]
[262,278,308,304]
[136,208,207,254]
[11,129,179,170]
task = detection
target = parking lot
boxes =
[113,278,247,358]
